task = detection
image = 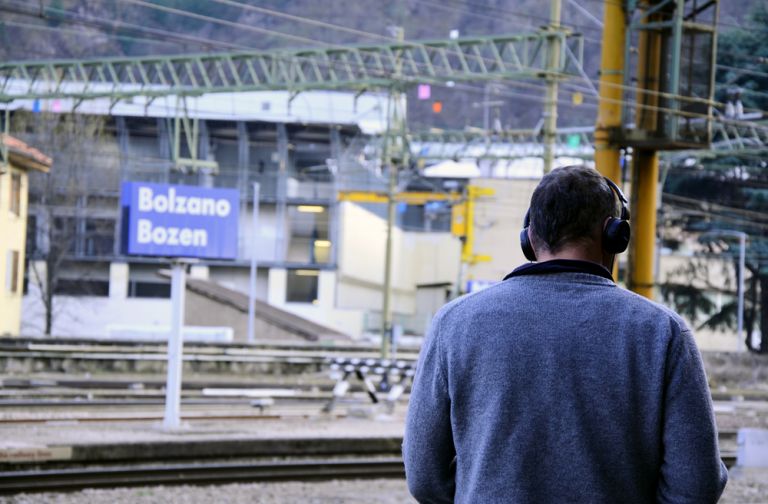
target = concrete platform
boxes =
[0,408,406,467]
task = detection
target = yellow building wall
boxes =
[466,177,540,283]
[0,166,29,336]
[336,202,460,313]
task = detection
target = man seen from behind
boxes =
[403,165,728,503]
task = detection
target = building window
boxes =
[286,269,319,303]
[26,215,37,257]
[287,205,331,264]
[54,279,110,297]
[84,218,115,257]
[53,217,78,255]
[128,281,171,299]
[6,250,19,293]
[10,173,21,216]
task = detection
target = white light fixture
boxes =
[314,240,331,248]
[297,205,325,213]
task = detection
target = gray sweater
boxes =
[403,265,728,503]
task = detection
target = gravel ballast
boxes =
[1,470,767,503]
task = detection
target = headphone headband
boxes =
[603,177,630,221]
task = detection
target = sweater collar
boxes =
[503,259,614,282]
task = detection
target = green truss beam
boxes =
[0,32,584,102]
[710,118,768,151]
[407,127,595,160]
[396,117,768,161]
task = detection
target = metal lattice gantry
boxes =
[407,126,596,161]
[711,117,768,152]
[398,116,768,163]
[0,32,584,102]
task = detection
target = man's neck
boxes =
[536,244,608,268]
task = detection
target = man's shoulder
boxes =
[431,281,509,324]
[434,275,690,336]
[606,283,691,335]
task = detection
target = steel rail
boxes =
[0,457,406,494]
[0,337,421,358]
[0,411,330,424]
[0,454,738,494]
[0,349,417,366]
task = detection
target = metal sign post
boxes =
[119,182,240,431]
[163,258,189,431]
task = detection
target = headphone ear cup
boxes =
[520,228,537,261]
[603,218,631,254]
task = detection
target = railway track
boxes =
[0,337,420,383]
[0,376,389,414]
[0,457,406,494]
[0,408,340,424]
[0,435,407,494]
[0,337,419,363]
[0,452,738,494]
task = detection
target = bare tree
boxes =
[14,110,109,336]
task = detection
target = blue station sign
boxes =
[121,182,239,260]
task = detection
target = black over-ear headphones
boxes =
[519,177,631,262]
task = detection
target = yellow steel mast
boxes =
[630,3,663,299]
[594,0,626,281]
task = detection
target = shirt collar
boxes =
[503,259,614,282]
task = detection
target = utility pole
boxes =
[380,26,407,358]
[542,0,563,174]
[381,104,397,358]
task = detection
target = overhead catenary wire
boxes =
[659,206,768,237]
[3,0,761,123]
[13,6,764,234]
[411,0,577,39]
[488,75,768,125]
[0,19,184,51]
[109,0,600,109]
[192,0,768,119]
[425,0,768,43]
[211,0,599,110]
[114,0,597,109]
[3,0,766,137]
[577,0,768,35]
[116,0,329,48]
[187,0,607,112]
[718,64,768,81]
[2,1,605,119]
[429,0,768,78]
[12,2,760,274]
[427,0,605,37]
[206,0,396,43]
[6,0,762,88]
[662,193,768,224]
[0,0,527,128]
[120,0,596,102]
[428,0,768,66]
[0,0,251,52]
